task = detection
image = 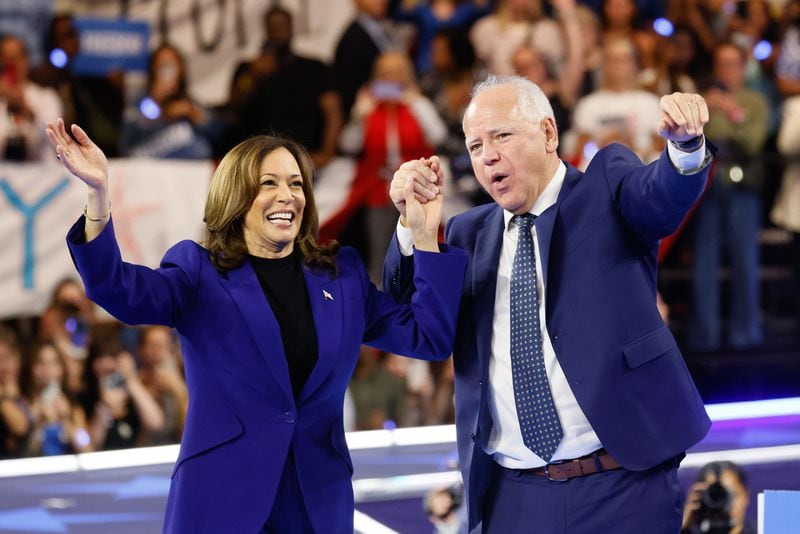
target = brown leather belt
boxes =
[522,449,621,481]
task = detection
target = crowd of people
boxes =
[2,0,800,461]
[0,278,188,458]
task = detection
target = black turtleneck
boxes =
[248,250,318,399]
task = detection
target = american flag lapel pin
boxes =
[323,289,333,301]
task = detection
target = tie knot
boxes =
[514,213,536,232]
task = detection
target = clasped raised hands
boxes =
[390,156,444,252]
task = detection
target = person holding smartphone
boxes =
[81,334,165,451]
[339,51,447,284]
[136,325,188,446]
[25,341,91,456]
[0,325,30,459]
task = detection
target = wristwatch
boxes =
[670,135,704,152]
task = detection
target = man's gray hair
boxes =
[468,75,555,125]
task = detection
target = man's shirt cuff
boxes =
[667,137,706,175]
[396,218,415,256]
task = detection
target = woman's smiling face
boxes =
[243,147,306,258]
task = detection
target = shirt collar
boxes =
[503,161,567,231]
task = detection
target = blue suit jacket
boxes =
[67,218,467,533]
[385,145,713,530]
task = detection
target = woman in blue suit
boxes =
[46,118,466,533]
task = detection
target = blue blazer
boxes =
[67,218,467,533]
[385,145,714,530]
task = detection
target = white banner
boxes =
[65,0,355,105]
[0,159,212,319]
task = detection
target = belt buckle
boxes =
[543,463,569,482]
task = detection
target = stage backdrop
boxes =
[62,0,355,105]
[0,160,212,319]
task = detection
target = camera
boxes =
[692,481,733,533]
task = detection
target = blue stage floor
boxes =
[1,400,798,533]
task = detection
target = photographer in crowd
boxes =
[682,461,754,534]
[424,482,465,534]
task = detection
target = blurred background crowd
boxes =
[1,0,800,460]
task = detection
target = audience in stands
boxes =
[223,6,342,168]
[569,36,663,168]
[30,14,126,158]
[691,42,770,352]
[392,0,490,74]
[640,25,700,96]
[136,326,188,446]
[0,325,30,459]
[24,340,91,455]
[772,0,800,283]
[122,43,218,159]
[340,51,445,283]
[599,0,658,77]
[334,0,396,119]
[511,0,583,135]
[81,333,164,451]
[420,28,489,208]
[469,0,564,76]
[0,0,52,68]
[38,278,95,394]
[349,347,407,430]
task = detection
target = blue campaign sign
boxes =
[71,18,149,75]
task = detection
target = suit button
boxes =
[479,380,483,386]
[284,411,295,424]
[470,432,476,442]
[553,335,559,340]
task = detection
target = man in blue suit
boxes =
[384,75,714,532]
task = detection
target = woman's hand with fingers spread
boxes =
[45,118,109,191]
[47,118,110,240]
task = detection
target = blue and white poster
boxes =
[71,18,150,75]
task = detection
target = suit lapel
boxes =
[536,162,582,289]
[220,262,295,404]
[472,207,504,370]
[298,267,342,402]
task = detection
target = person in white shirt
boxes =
[569,37,663,169]
[0,35,61,161]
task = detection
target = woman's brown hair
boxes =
[21,339,71,400]
[147,43,189,100]
[203,135,339,274]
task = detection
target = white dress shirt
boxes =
[481,162,601,468]
[396,143,706,468]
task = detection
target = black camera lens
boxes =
[700,481,731,511]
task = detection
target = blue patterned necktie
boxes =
[510,213,563,462]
